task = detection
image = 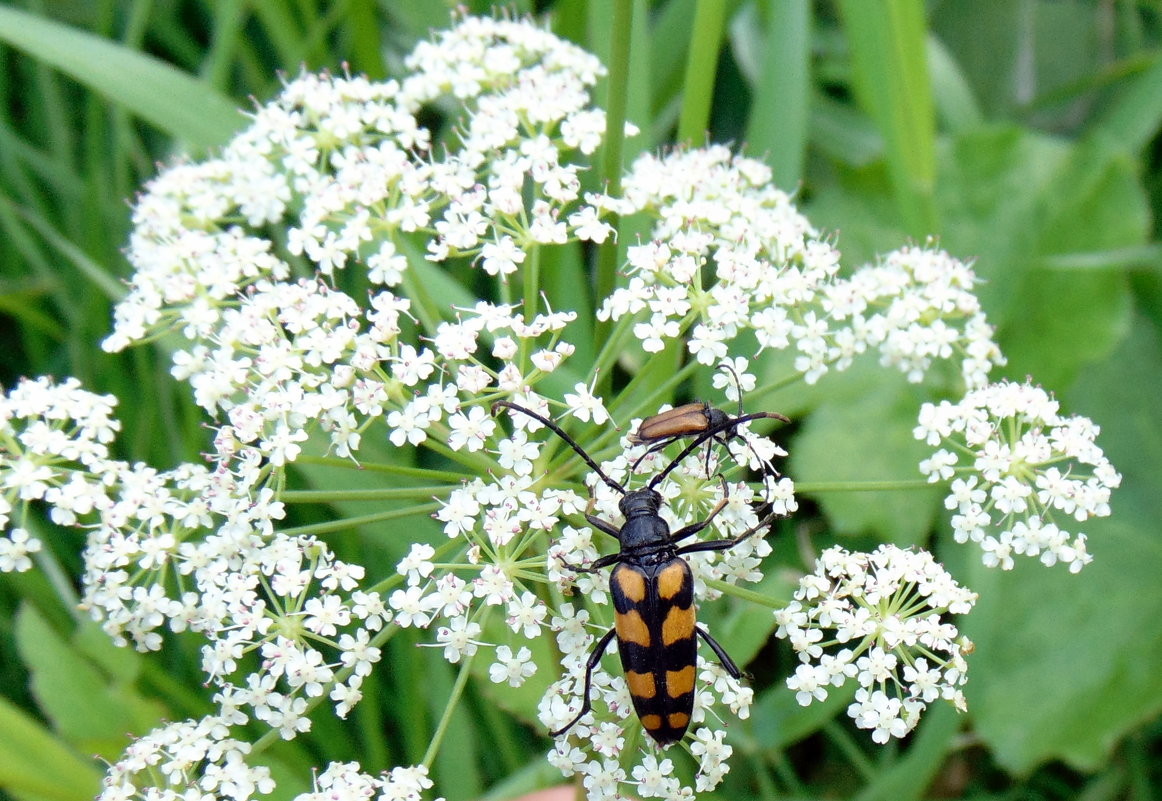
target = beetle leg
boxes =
[584,485,623,540]
[559,551,623,574]
[696,624,743,680]
[549,627,618,737]
[675,510,776,555]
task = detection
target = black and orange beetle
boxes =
[491,399,780,745]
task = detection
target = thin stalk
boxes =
[795,479,935,492]
[422,623,482,768]
[704,577,788,609]
[677,0,726,143]
[294,454,467,484]
[279,486,456,503]
[593,0,633,378]
[278,503,441,537]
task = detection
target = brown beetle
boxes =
[630,365,788,475]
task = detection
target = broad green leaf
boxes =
[0,695,101,801]
[964,315,1162,771]
[738,0,811,186]
[929,1,1025,117]
[15,605,166,758]
[928,33,982,132]
[0,6,242,151]
[878,126,1143,389]
[837,0,937,235]
[790,372,942,542]
[854,702,960,801]
[809,92,884,169]
[993,137,1141,388]
[1090,51,1162,153]
[749,681,857,751]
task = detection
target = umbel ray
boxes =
[491,399,783,745]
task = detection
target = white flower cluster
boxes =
[6,11,1068,800]
[104,15,612,355]
[0,376,120,572]
[0,380,388,741]
[293,762,436,801]
[775,545,976,744]
[597,151,1004,388]
[97,716,274,801]
[915,380,1120,571]
[74,14,804,796]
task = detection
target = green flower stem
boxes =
[295,454,467,484]
[823,719,878,780]
[749,369,808,406]
[703,577,788,609]
[678,0,727,143]
[397,236,449,337]
[422,613,486,769]
[250,620,403,756]
[278,502,441,536]
[593,0,633,374]
[279,486,456,503]
[795,479,934,492]
[522,242,541,329]
[28,519,81,614]
[590,310,638,390]
[419,427,506,476]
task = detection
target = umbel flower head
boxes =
[776,545,976,743]
[915,380,1120,571]
[0,12,1121,801]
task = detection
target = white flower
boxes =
[776,545,976,739]
[489,645,536,686]
[916,380,1119,570]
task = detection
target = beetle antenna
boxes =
[491,401,625,494]
[718,362,745,418]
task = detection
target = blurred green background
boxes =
[2,2,1161,800]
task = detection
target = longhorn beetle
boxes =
[491,399,780,746]
[629,364,789,477]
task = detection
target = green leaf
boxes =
[737,0,811,186]
[0,695,101,801]
[790,373,942,542]
[0,7,242,151]
[964,314,1162,771]
[837,0,937,234]
[932,127,1140,388]
[1090,51,1162,153]
[677,0,728,144]
[15,604,166,758]
[854,702,960,801]
[749,681,857,751]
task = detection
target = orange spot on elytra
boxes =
[615,609,651,647]
[656,562,688,600]
[665,665,696,697]
[661,604,695,646]
[613,565,647,603]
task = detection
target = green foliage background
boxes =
[2,1,1161,800]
